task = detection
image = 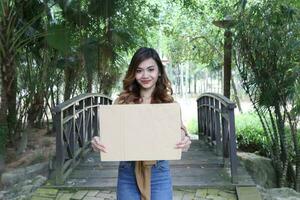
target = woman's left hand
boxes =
[176,133,191,152]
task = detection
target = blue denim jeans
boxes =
[117,160,173,200]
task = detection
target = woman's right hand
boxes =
[91,136,107,153]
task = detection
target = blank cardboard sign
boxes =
[98,103,182,161]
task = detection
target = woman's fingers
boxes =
[175,136,192,152]
[93,143,107,153]
[91,136,107,153]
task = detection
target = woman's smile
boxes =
[141,80,152,84]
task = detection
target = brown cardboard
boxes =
[98,103,182,161]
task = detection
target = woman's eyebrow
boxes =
[137,65,155,69]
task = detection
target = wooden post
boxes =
[55,111,64,184]
[89,98,93,141]
[222,113,229,157]
[93,104,98,138]
[214,99,222,156]
[209,97,215,146]
[70,106,76,158]
[204,97,209,138]
[208,97,212,142]
[197,99,200,139]
[229,108,238,183]
[81,100,85,144]
[223,29,232,98]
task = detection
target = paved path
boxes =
[31,187,239,200]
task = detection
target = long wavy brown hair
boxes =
[118,47,173,104]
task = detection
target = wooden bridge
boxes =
[38,93,262,200]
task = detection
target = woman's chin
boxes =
[140,84,155,90]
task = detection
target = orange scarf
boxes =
[135,161,157,200]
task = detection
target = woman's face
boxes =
[135,58,160,90]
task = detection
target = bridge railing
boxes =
[197,92,238,183]
[52,93,112,184]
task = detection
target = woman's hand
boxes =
[176,132,192,152]
[91,136,107,153]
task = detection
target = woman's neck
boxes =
[140,86,155,98]
[140,86,155,103]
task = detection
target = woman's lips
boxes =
[141,80,151,84]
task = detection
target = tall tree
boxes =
[234,0,300,189]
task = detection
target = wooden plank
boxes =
[236,186,262,200]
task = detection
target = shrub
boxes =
[186,117,198,135]
[235,112,269,156]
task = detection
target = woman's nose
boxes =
[141,71,148,78]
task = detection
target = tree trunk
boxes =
[0,154,5,174]
[0,2,18,152]
[64,66,76,101]
[0,41,17,148]
[275,104,288,187]
[0,74,9,154]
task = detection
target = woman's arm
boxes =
[176,104,192,152]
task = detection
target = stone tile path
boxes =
[31,188,238,200]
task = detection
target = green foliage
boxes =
[186,118,198,135]
[46,24,71,53]
[234,0,300,189]
[235,112,269,156]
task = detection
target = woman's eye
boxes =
[136,69,142,73]
[148,68,154,72]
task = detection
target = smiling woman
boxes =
[91,47,191,200]
[135,58,160,100]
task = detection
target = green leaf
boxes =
[81,38,100,75]
[46,24,71,53]
[88,0,116,18]
[0,1,3,17]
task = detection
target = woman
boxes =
[91,47,191,200]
